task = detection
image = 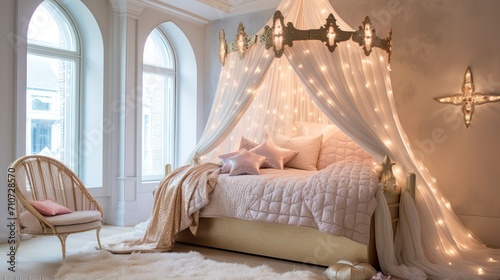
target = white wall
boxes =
[203,0,500,247]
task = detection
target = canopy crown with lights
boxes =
[219,10,392,65]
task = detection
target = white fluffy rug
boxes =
[55,249,323,280]
[56,224,323,279]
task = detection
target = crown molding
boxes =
[127,0,147,18]
[142,0,210,24]
[109,0,146,18]
[197,0,279,15]
[197,0,231,13]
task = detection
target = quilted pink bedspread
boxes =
[201,160,379,244]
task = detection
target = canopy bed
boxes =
[105,0,500,278]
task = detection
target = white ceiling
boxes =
[143,0,280,22]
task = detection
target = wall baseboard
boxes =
[457,214,500,248]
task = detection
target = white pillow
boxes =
[296,122,340,143]
[316,130,373,170]
[274,134,323,171]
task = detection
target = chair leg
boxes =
[96,227,102,250]
[14,233,23,255]
[57,234,69,258]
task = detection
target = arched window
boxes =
[24,0,104,191]
[142,28,177,181]
[26,1,80,169]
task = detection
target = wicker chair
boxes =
[10,155,103,258]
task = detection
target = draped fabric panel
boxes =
[285,42,390,162]
[186,44,273,162]
[201,55,335,162]
[189,0,500,278]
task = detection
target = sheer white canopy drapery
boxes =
[187,43,273,163]
[188,0,500,279]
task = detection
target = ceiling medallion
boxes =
[434,67,500,128]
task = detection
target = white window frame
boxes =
[141,27,178,182]
[26,0,81,172]
[18,0,105,194]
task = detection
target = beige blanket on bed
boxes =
[104,163,220,253]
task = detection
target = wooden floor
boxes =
[0,224,327,279]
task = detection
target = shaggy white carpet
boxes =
[56,223,324,279]
[55,249,323,280]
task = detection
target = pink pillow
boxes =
[239,137,258,150]
[226,149,267,176]
[218,150,243,173]
[29,199,72,216]
[250,136,297,169]
[317,131,373,169]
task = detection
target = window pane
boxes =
[26,54,76,167]
[142,72,167,178]
[142,28,176,181]
[28,1,77,51]
[143,29,174,69]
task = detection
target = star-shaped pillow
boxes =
[218,150,242,173]
[250,136,297,169]
[226,149,267,176]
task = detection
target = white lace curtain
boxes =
[188,0,500,278]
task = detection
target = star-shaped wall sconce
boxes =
[434,67,500,128]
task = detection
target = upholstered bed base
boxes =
[176,216,376,267]
[176,190,402,269]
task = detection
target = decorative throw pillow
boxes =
[296,122,339,143]
[317,130,373,170]
[28,199,72,216]
[226,149,267,176]
[239,137,258,150]
[274,134,323,171]
[250,136,297,169]
[218,150,242,173]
